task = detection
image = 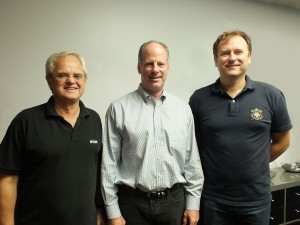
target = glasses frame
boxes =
[53,72,85,81]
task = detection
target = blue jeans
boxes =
[199,197,271,225]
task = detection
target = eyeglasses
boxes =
[54,72,85,81]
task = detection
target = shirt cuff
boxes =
[106,203,122,219]
[186,195,200,210]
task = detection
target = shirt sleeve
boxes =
[183,107,204,210]
[0,115,24,175]
[101,104,122,219]
[271,90,292,132]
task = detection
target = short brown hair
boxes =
[213,30,252,58]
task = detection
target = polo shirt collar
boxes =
[211,75,256,94]
[137,84,167,103]
[45,96,90,118]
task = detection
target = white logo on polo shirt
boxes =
[250,108,263,121]
[90,140,98,144]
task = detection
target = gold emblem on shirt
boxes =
[250,108,263,121]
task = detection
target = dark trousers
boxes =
[118,184,185,225]
[199,197,271,225]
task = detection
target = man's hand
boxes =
[182,210,199,225]
[97,208,107,225]
[108,216,126,225]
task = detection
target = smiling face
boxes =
[137,42,169,99]
[214,35,251,80]
[47,55,86,105]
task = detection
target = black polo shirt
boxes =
[0,96,103,225]
[189,75,292,206]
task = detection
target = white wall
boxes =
[0,0,299,165]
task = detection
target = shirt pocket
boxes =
[164,123,187,156]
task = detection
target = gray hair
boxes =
[45,51,87,79]
[138,40,170,65]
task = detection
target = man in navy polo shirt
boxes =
[189,30,292,225]
[0,51,105,225]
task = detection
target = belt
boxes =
[118,183,183,200]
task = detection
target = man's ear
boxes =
[46,76,53,93]
[248,54,252,65]
[214,57,218,67]
[137,63,141,74]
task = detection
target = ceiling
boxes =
[255,0,300,10]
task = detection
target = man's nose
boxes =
[153,63,159,72]
[66,75,76,82]
[229,53,237,61]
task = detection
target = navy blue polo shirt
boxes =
[189,75,292,206]
[0,96,103,225]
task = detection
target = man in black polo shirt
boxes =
[0,51,105,225]
[189,30,292,225]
